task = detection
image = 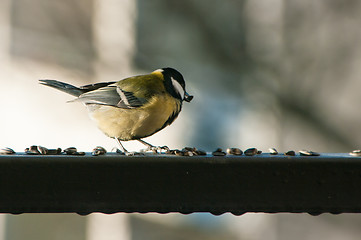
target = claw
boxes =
[140,145,170,154]
[137,139,169,154]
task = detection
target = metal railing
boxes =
[0,153,360,215]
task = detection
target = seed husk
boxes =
[244,148,258,156]
[183,151,194,156]
[212,148,226,156]
[175,150,185,156]
[25,145,41,155]
[183,147,196,152]
[269,148,278,155]
[92,150,101,156]
[299,150,320,156]
[116,148,126,155]
[195,149,207,156]
[37,146,48,155]
[92,146,107,156]
[350,150,361,156]
[285,150,296,156]
[165,149,176,155]
[64,147,77,155]
[227,148,243,155]
[0,147,15,155]
[166,147,206,156]
[47,148,62,155]
[212,151,226,156]
[73,151,85,156]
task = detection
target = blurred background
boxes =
[1,0,361,239]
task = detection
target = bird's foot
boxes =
[137,139,169,154]
[114,148,145,156]
[140,145,169,154]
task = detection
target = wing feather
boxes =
[71,84,147,109]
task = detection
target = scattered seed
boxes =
[195,149,207,156]
[350,150,361,156]
[165,147,207,156]
[92,146,107,156]
[25,145,41,155]
[212,151,226,156]
[244,148,258,156]
[95,146,107,153]
[92,150,101,156]
[64,147,77,155]
[116,148,125,155]
[285,150,296,156]
[269,148,278,155]
[73,151,85,156]
[183,147,196,152]
[37,146,48,155]
[175,150,185,156]
[63,147,86,156]
[126,151,145,156]
[299,150,320,156]
[165,149,175,155]
[227,148,243,155]
[183,151,194,156]
[0,147,15,155]
[157,146,170,153]
[47,148,62,155]
[212,148,226,156]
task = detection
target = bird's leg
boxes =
[114,138,128,153]
[114,138,145,156]
[137,139,169,153]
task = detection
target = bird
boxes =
[39,67,193,153]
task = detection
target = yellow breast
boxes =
[89,94,181,141]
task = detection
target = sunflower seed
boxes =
[212,148,226,156]
[0,147,15,155]
[73,151,85,156]
[116,148,125,155]
[183,151,194,156]
[285,150,296,156]
[25,145,41,155]
[269,148,278,155]
[166,147,206,156]
[227,148,243,155]
[95,146,107,153]
[350,150,361,156]
[299,150,320,156]
[175,150,185,156]
[244,148,258,156]
[37,146,48,155]
[183,147,196,152]
[64,147,77,155]
[92,146,106,156]
[47,148,62,155]
[92,150,101,156]
[165,149,175,155]
[195,149,207,156]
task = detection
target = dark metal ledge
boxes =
[0,153,360,215]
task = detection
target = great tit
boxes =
[39,67,193,152]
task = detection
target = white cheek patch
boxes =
[171,77,185,100]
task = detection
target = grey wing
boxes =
[79,81,116,92]
[71,85,146,109]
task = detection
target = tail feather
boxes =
[39,79,84,97]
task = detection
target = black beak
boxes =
[184,92,193,102]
